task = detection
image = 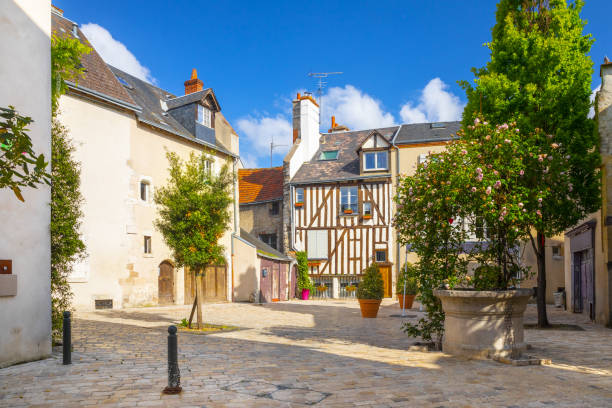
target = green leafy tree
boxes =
[49,34,90,337]
[154,152,233,329]
[295,251,314,293]
[460,0,600,327]
[0,107,51,201]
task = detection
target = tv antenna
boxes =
[270,134,287,168]
[308,71,343,113]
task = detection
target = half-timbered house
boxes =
[283,93,398,298]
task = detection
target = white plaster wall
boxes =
[289,99,320,179]
[58,95,133,310]
[0,0,52,367]
[232,236,260,301]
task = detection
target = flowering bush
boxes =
[394,117,573,344]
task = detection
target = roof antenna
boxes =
[270,134,287,168]
[308,72,343,128]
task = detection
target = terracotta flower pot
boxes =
[295,202,304,208]
[398,294,415,309]
[358,299,382,318]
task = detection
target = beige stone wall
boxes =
[0,0,52,367]
[233,236,260,301]
[61,93,238,310]
[520,235,565,303]
[240,201,284,252]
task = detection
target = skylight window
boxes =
[116,75,132,89]
[431,122,446,129]
[319,150,339,160]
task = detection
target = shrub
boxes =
[296,251,313,292]
[357,263,384,300]
[397,263,418,295]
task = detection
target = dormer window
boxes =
[364,151,388,171]
[319,150,339,161]
[197,105,212,128]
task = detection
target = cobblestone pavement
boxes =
[1,300,611,407]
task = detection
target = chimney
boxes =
[184,68,203,95]
[328,115,349,133]
[289,92,320,177]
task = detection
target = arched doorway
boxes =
[158,261,175,305]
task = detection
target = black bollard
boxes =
[62,311,71,365]
[162,325,182,394]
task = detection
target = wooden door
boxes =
[378,263,392,298]
[158,261,174,305]
[573,252,582,313]
[204,265,227,301]
[272,263,280,301]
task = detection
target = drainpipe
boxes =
[231,157,238,301]
[391,125,402,296]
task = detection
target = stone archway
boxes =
[158,260,175,305]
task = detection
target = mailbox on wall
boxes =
[0,260,17,297]
[262,268,268,278]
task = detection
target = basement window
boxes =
[319,150,339,160]
[95,299,113,310]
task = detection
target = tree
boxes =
[460,0,600,327]
[0,107,51,201]
[50,34,90,337]
[154,152,233,329]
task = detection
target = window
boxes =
[259,233,277,250]
[375,250,387,262]
[319,150,339,160]
[430,122,446,129]
[552,245,562,259]
[340,186,358,214]
[140,180,150,201]
[197,105,212,128]
[296,188,304,204]
[203,159,212,177]
[144,236,152,254]
[418,153,428,165]
[270,201,280,215]
[307,230,328,259]
[363,202,372,217]
[364,151,388,170]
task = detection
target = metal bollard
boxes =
[62,311,71,365]
[162,325,182,394]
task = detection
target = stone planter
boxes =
[434,289,532,359]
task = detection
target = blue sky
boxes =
[55,0,611,168]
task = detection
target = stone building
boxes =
[559,57,612,325]
[238,167,284,251]
[0,0,52,367]
[52,8,249,310]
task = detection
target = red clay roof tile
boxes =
[238,167,283,204]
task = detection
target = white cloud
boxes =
[320,85,396,131]
[399,78,464,124]
[80,23,156,84]
[236,115,292,168]
[589,85,601,118]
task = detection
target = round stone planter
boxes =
[433,289,532,359]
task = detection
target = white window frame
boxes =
[203,159,212,177]
[296,187,304,204]
[364,151,388,171]
[363,202,372,217]
[307,230,328,260]
[418,153,428,165]
[197,105,212,128]
[340,186,358,214]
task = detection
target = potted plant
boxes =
[343,208,353,214]
[296,251,313,300]
[345,284,357,294]
[363,214,372,220]
[397,263,417,309]
[356,263,384,318]
[395,119,551,358]
[295,202,304,208]
[316,284,328,296]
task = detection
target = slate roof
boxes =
[291,127,398,184]
[239,229,293,262]
[51,13,137,108]
[393,121,461,145]
[166,90,220,111]
[238,167,284,204]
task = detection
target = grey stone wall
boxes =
[240,200,284,252]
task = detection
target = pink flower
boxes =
[551,143,559,149]
[408,187,413,195]
[471,187,477,192]
[493,170,499,176]
[487,164,492,169]
[548,156,553,161]
[476,167,483,174]
[537,210,542,217]
[505,139,511,144]
[538,197,542,203]
[486,186,492,195]
[474,118,481,125]
[518,202,524,208]
[476,174,483,182]
[461,149,467,155]
[494,180,502,189]
[499,216,504,221]
[519,170,525,176]
[485,135,491,140]
[538,156,544,162]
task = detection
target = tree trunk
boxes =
[195,268,204,330]
[536,231,549,327]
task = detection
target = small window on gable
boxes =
[144,236,152,254]
[296,188,304,204]
[364,151,388,171]
[197,105,212,128]
[140,180,150,202]
[319,150,339,160]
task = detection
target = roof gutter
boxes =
[289,173,392,186]
[66,81,142,113]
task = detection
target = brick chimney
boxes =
[184,68,203,95]
[328,115,349,133]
